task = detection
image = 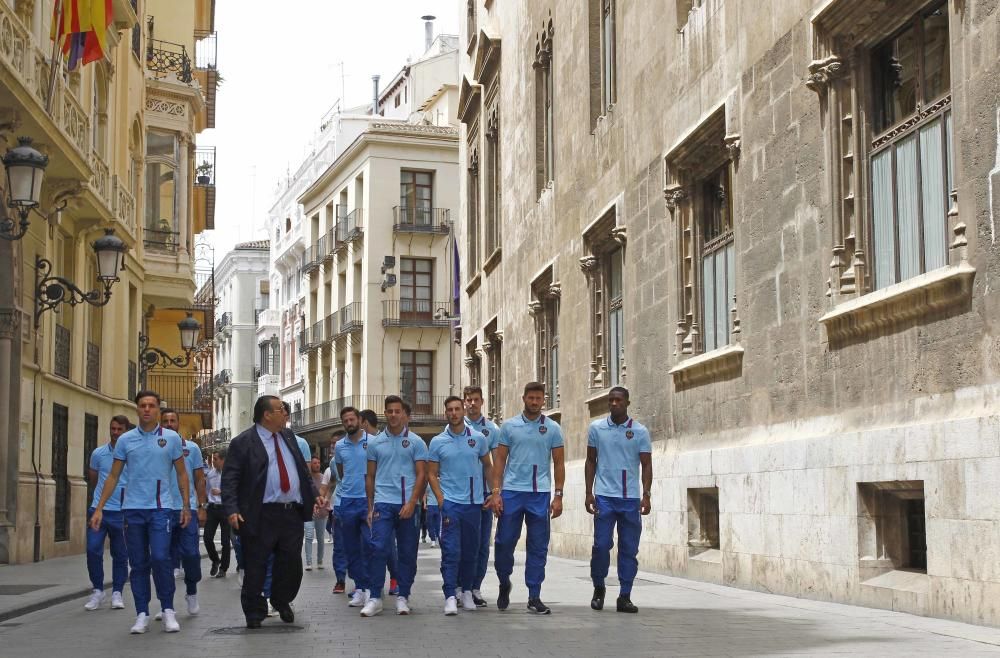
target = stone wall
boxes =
[459,0,1000,626]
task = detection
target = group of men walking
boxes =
[84,381,653,633]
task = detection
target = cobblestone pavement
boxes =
[2,543,1000,657]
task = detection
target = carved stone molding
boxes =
[819,263,976,346]
[611,226,627,246]
[145,98,187,117]
[547,281,562,299]
[664,185,687,211]
[464,357,475,368]
[0,308,20,341]
[492,330,503,344]
[527,300,544,316]
[578,255,600,275]
[668,344,744,389]
[805,56,845,94]
[723,134,741,163]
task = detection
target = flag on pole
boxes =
[50,0,113,70]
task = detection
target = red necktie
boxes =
[272,433,291,493]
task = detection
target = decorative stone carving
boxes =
[578,255,600,276]
[664,185,687,211]
[668,344,745,389]
[492,330,503,344]
[527,300,544,316]
[805,56,845,94]
[145,98,187,116]
[547,281,562,299]
[464,357,475,368]
[723,134,741,163]
[611,225,627,246]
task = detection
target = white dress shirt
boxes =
[256,424,302,504]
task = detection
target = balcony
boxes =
[338,302,363,335]
[293,394,449,431]
[298,329,308,354]
[323,312,338,344]
[212,369,232,395]
[217,312,233,336]
[311,319,325,345]
[381,300,452,328]
[112,175,137,236]
[144,227,180,254]
[146,39,193,83]
[193,146,216,231]
[194,31,218,129]
[302,324,320,352]
[302,244,320,275]
[322,228,336,263]
[336,208,365,248]
[393,207,451,234]
[203,427,231,448]
[54,326,71,379]
[258,372,280,397]
[148,371,213,416]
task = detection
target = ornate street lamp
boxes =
[1,137,51,241]
[34,228,127,328]
[138,312,203,383]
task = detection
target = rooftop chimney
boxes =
[421,15,436,53]
[371,75,380,115]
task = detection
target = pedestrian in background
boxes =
[84,415,131,611]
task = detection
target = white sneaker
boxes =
[396,596,411,615]
[348,589,369,607]
[154,610,163,620]
[360,597,383,617]
[162,608,180,632]
[461,591,476,611]
[305,564,312,571]
[444,596,458,615]
[186,594,199,616]
[84,589,105,610]
[430,540,437,548]
[130,613,150,634]
[111,591,125,609]
[173,568,183,579]
[267,602,277,617]
[237,570,244,586]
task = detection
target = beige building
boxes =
[293,34,461,451]
[459,0,1000,626]
[0,0,217,564]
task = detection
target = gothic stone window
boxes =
[467,143,481,275]
[581,208,627,389]
[664,106,740,356]
[483,319,503,421]
[589,0,617,126]
[530,268,561,409]
[809,0,955,297]
[484,104,501,260]
[534,18,554,196]
[465,337,481,388]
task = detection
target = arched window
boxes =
[144,131,178,251]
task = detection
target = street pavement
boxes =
[2,542,1000,657]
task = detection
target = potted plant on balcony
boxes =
[196,160,213,185]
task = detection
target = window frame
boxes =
[400,349,434,415]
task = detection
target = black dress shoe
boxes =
[591,585,606,611]
[210,561,220,577]
[214,570,227,579]
[273,603,294,623]
[246,619,262,629]
[616,595,638,613]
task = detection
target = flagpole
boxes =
[45,0,64,115]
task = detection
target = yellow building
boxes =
[0,0,218,565]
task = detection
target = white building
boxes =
[292,31,461,450]
[210,240,270,440]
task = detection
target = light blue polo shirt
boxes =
[295,434,311,461]
[498,413,564,493]
[367,427,428,505]
[466,414,500,495]
[587,416,652,499]
[90,443,127,511]
[334,431,370,500]
[169,439,204,510]
[429,425,489,505]
[112,425,183,509]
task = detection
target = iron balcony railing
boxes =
[302,244,320,274]
[392,206,450,234]
[194,146,216,186]
[203,427,231,448]
[323,228,336,262]
[381,300,452,328]
[148,371,213,414]
[144,228,180,254]
[292,394,450,430]
[86,342,101,391]
[194,30,217,70]
[339,302,363,334]
[54,325,71,379]
[298,329,308,353]
[147,39,192,82]
[219,312,233,332]
[323,312,338,343]
[336,207,365,246]
[128,360,138,400]
[311,319,325,345]
[213,369,232,389]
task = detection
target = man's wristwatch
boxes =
[642,491,652,498]
[198,502,208,510]
[553,489,564,498]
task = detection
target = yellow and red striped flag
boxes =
[50,0,113,69]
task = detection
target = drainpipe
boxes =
[421,15,436,52]
[371,75,380,116]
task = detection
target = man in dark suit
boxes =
[222,395,322,628]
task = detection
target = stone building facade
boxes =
[458,0,1000,626]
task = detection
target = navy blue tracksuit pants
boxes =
[590,495,642,594]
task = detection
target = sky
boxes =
[197,0,460,258]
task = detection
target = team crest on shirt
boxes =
[183,448,191,456]
[362,441,368,450]
[157,438,167,448]
[482,429,490,436]
[468,438,476,448]
[626,430,634,440]
[538,425,548,435]
[401,439,410,448]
